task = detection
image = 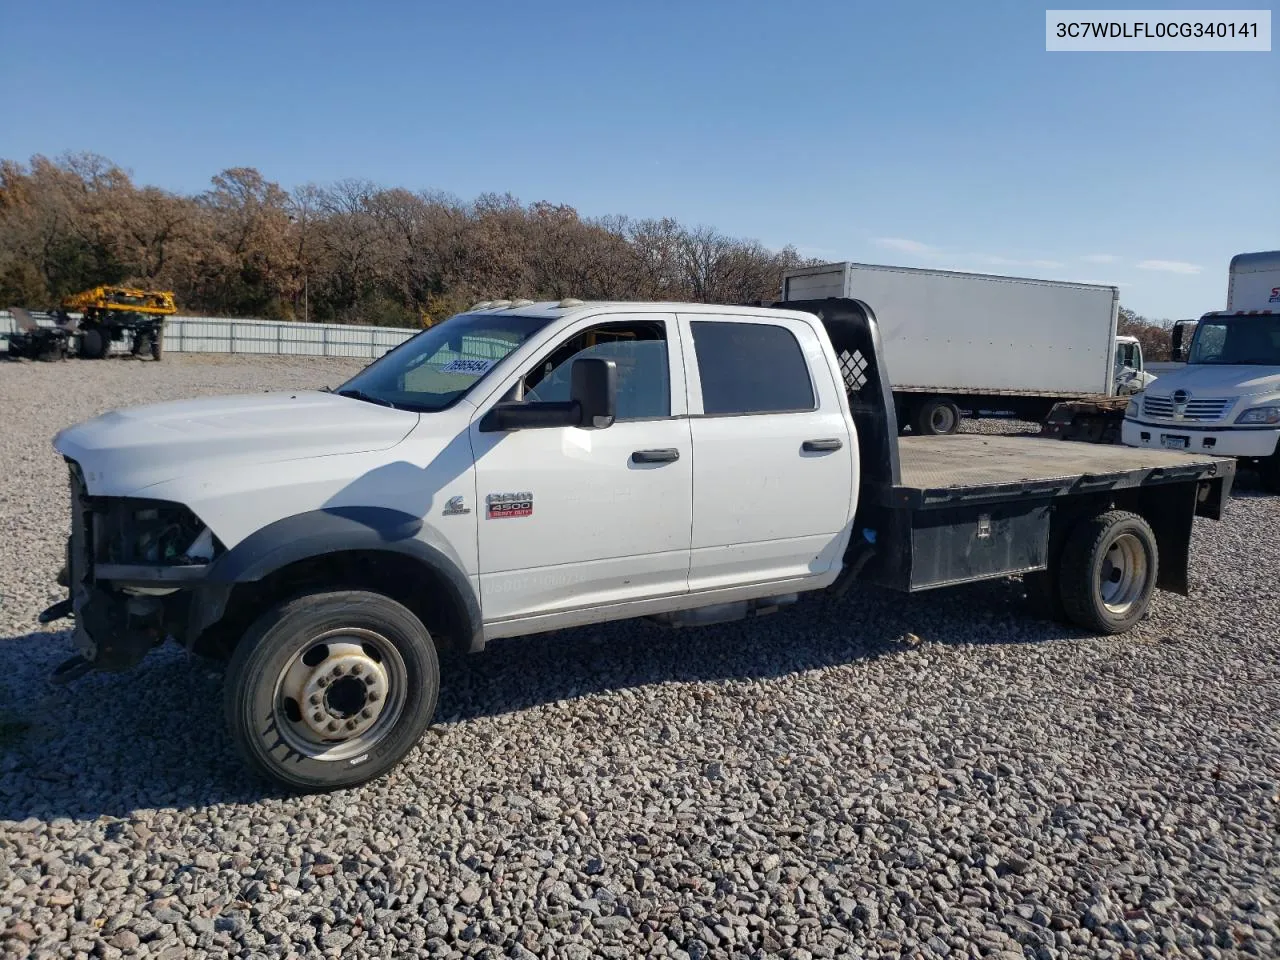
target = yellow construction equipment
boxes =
[60,286,177,317]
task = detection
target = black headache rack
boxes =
[773,298,1235,595]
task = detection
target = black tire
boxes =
[78,328,106,360]
[1256,451,1280,494]
[150,327,164,361]
[913,398,961,436]
[223,589,439,792]
[1058,510,1158,634]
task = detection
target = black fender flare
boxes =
[194,506,481,650]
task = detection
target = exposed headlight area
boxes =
[1124,396,1140,419]
[95,498,220,567]
[1234,405,1280,425]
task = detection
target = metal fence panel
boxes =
[1,311,421,359]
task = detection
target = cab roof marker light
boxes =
[506,299,535,308]
[558,298,586,308]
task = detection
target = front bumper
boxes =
[1122,419,1280,459]
[48,461,217,676]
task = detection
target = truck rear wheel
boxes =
[223,589,439,792]
[913,399,961,435]
[1058,510,1158,634]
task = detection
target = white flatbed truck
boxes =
[42,296,1233,790]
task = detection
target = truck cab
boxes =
[1113,335,1156,395]
[1122,251,1280,491]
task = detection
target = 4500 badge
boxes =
[486,491,533,519]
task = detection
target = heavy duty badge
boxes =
[486,491,533,519]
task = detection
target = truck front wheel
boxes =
[913,399,961,435]
[1259,451,1280,494]
[1058,510,1158,634]
[223,589,440,792]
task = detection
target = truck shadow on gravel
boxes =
[0,576,1071,821]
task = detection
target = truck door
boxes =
[679,313,856,590]
[469,313,693,624]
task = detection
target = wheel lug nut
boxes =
[318,676,329,687]
[367,691,379,702]
[326,721,338,732]
[309,694,321,705]
[363,676,375,686]
[332,664,344,676]
[350,664,362,676]
[346,719,357,730]
[312,712,323,723]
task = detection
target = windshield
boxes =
[1188,316,1280,366]
[336,312,552,412]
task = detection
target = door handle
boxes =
[631,448,681,464]
[802,438,843,452]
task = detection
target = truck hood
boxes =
[1147,365,1280,398]
[54,391,421,496]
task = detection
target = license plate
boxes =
[1161,435,1189,450]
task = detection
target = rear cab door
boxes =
[678,310,858,591]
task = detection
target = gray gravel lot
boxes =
[1,355,1278,960]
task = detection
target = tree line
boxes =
[0,152,1175,356]
[0,153,813,327]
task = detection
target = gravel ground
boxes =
[1,355,1278,960]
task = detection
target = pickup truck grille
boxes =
[1141,394,1233,422]
[67,461,93,588]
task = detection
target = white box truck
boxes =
[1123,251,1280,492]
[780,262,1154,435]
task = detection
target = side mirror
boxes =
[480,357,617,432]
[571,357,616,428]
[1170,320,1195,362]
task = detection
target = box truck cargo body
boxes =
[781,262,1126,434]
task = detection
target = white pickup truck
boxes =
[45,297,1235,791]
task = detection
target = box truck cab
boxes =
[1114,334,1156,395]
[1122,251,1280,491]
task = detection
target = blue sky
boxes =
[3,0,1275,320]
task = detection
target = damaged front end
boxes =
[43,460,223,682]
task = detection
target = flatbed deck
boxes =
[878,434,1232,508]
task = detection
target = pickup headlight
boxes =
[1235,405,1280,425]
[97,499,218,565]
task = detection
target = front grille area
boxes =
[67,460,93,588]
[1141,394,1233,422]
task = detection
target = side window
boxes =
[691,320,816,415]
[522,320,671,420]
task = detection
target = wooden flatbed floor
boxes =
[882,434,1231,507]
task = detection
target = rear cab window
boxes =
[688,319,816,415]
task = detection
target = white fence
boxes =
[0,311,420,359]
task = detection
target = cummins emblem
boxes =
[442,496,470,516]
[486,491,533,519]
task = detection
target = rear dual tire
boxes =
[223,590,439,792]
[1031,510,1158,634]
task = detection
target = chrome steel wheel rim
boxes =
[273,627,407,761]
[931,405,956,433]
[1099,533,1148,615]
